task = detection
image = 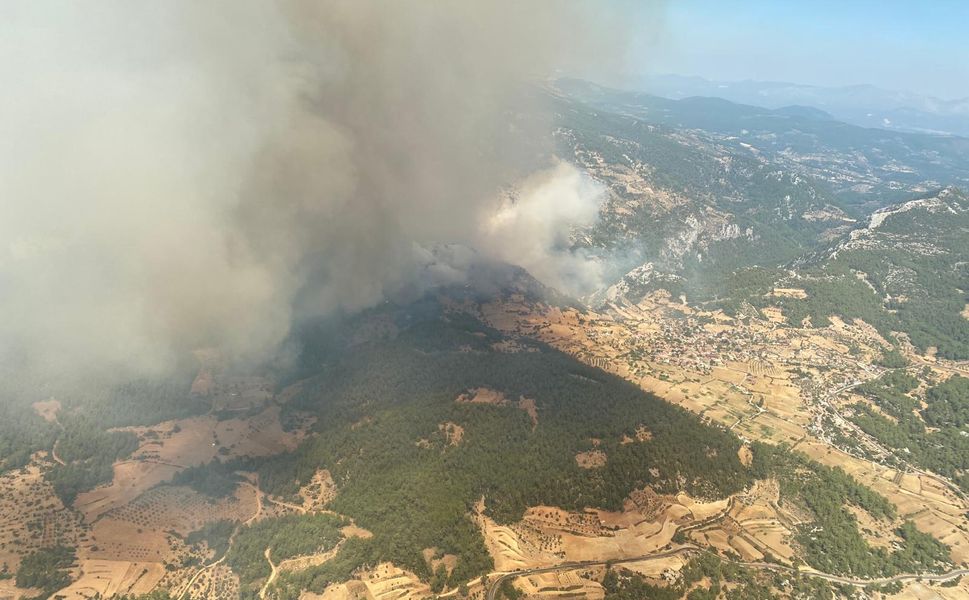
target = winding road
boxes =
[814,375,968,503]
[482,481,968,600]
[259,548,278,600]
[175,480,263,600]
[483,548,969,600]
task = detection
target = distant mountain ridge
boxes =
[546,80,969,359]
[638,74,969,137]
[554,78,969,212]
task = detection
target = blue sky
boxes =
[633,0,969,99]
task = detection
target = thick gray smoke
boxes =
[0,1,638,376]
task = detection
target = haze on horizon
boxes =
[632,0,969,101]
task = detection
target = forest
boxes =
[173,462,244,499]
[197,303,950,597]
[186,519,235,559]
[0,367,215,507]
[751,443,950,577]
[924,375,969,428]
[600,551,840,600]
[14,546,76,597]
[765,207,969,360]
[227,512,347,591]
[222,303,756,595]
[850,372,969,492]
[0,371,205,497]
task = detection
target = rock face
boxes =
[837,186,968,256]
[549,88,857,303]
[536,83,968,358]
[798,186,969,358]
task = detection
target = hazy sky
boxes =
[638,0,969,99]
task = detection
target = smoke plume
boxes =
[480,162,606,297]
[0,1,635,376]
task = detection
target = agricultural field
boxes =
[474,288,969,597]
[0,294,967,600]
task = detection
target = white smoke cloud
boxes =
[479,163,607,297]
[0,1,648,377]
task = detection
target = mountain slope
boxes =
[639,74,969,138]
[547,87,856,300]
[769,187,969,358]
[556,78,969,210]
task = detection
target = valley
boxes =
[478,288,969,565]
[2,289,966,600]
[1,79,968,600]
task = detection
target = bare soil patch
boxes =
[438,422,464,446]
[846,504,900,550]
[737,445,753,467]
[517,397,539,429]
[769,287,807,299]
[340,524,372,539]
[575,450,607,469]
[298,470,338,511]
[455,387,507,405]
[456,388,538,429]
[31,399,61,423]
[421,547,458,577]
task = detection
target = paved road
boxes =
[743,562,969,587]
[816,377,968,504]
[484,549,969,600]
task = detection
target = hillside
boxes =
[549,88,854,300]
[556,78,969,209]
[767,186,969,359]
[639,74,969,138]
[1,80,968,600]
[187,293,953,599]
[2,283,961,600]
[546,82,969,361]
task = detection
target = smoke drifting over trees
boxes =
[0,1,642,375]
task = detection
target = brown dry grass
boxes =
[100,484,258,536]
[55,560,166,600]
[0,459,83,573]
[78,406,307,522]
[477,489,735,568]
[0,578,40,600]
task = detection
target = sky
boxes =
[635,0,969,99]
